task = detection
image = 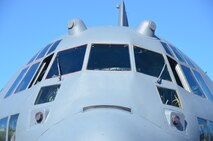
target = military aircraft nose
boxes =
[37,107,152,141]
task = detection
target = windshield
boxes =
[87,44,131,71]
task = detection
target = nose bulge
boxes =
[37,109,167,141]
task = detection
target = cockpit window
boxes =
[27,51,40,65]
[0,117,8,141]
[181,65,205,97]
[46,45,87,78]
[35,85,60,105]
[4,67,29,98]
[157,87,181,108]
[197,118,209,141]
[209,121,213,140]
[47,40,62,55]
[182,54,196,69]
[161,42,174,57]
[170,45,186,63]
[15,62,40,94]
[8,114,19,141]
[134,46,171,81]
[29,54,54,88]
[87,44,131,71]
[36,43,52,60]
[193,70,213,101]
[167,56,183,88]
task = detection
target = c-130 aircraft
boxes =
[0,1,213,141]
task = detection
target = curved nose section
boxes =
[38,109,168,141]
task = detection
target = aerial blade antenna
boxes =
[117,1,129,27]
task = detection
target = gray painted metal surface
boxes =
[0,1,213,141]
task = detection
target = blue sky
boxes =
[0,0,213,89]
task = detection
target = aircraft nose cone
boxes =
[74,110,141,141]
[38,109,147,141]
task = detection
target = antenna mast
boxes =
[117,1,129,27]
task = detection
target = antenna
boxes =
[117,1,129,27]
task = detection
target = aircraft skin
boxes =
[0,1,213,141]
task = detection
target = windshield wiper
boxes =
[156,63,167,84]
[56,55,62,81]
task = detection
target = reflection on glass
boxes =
[8,114,19,141]
[36,43,53,60]
[182,53,196,69]
[209,121,213,141]
[170,45,186,63]
[35,85,60,105]
[134,46,171,81]
[27,51,40,65]
[47,40,62,55]
[161,42,174,57]
[181,65,205,97]
[47,45,86,78]
[197,118,209,141]
[0,117,8,141]
[87,44,131,71]
[4,67,29,98]
[15,62,40,93]
[193,71,213,101]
